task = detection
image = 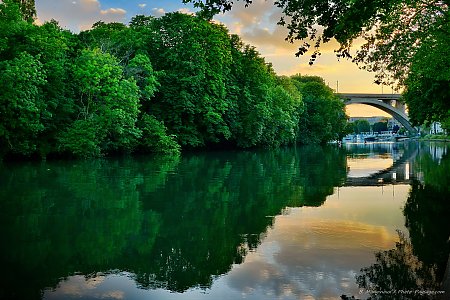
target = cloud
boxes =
[100,8,126,16]
[150,7,194,17]
[227,0,280,28]
[35,0,127,32]
[216,0,344,72]
[226,220,388,299]
[226,197,404,299]
[151,8,166,17]
[177,8,195,15]
[215,0,377,94]
[45,274,127,299]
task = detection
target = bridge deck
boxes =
[339,93,401,100]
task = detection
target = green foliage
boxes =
[226,40,275,147]
[348,120,371,134]
[0,0,31,60]
[372,121,388,133]
[421,134,450,141]
[223,41,308,148]
[58,49,141,157]
[185,0,450,127]
[0,1,77,158]
[138,114,181,155]
[402,23,450,127]
[12,0,35,22]
[57,119,103,158]
[78,21,136,65]
[0,0,35,24]
[265,85,300,146]
[225,39,304,148]
[140,12,233,147]
[27,21,77,156]
[291,75,348,143]
[0,52,46,155]
[0,4,348,159]
[125,54,160,101]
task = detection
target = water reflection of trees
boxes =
[355,146,450,299]
[357,231,440,299]
[0,146,347,299]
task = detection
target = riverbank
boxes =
[419,134,450,142]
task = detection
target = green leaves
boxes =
[185,0,449,128]
[58,119,103,158]
[143,12,233,147]
[59,49,142,157]
[0,3,349,159]
[138,114,181,155]
[292,75,348,144]
[11,0,36,22]
[0,52,46,154]
[402,21,450,127]
[125,54,160,100]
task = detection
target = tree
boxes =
[0,1,77,158]
[0,0,37,23]
[0,0,30,60]
[78,21,137,65]
[26,20,77,157]
[58,49,142,157]
[270,76,303,145]
[135,12,233,147]
[291,75,348,144]
[348,120,371,134]
[225,36,283,148]
[372,121,388,133]
[0,52,46,155]
[77,22,181,154]
[392,124,400,133]
[13,0,35,22]
[184,0,450,126]
[137,114,181,155]
[402,25,450,128]
[356,120,371,134]
[185,0,448,80]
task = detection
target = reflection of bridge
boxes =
[340,93,418,135]
[344,143,419,186]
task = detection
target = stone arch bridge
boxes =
[339,93,418,135]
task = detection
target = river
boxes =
[0,141,448,300]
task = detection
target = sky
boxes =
[34,0,392,117]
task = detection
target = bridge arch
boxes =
[340,94,418,135]
[344,143,419,186]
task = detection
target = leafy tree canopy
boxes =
[348,119,371,134]
[185,0,449,83]
[372,121,388,133]
[184,0,450,127]
[0,2,349,159]
[291,75,348,143]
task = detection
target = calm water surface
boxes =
[0,142,449,300]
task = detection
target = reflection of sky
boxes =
[347,157,394,178]
[224,185,408,299]
[44,185,409,300]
